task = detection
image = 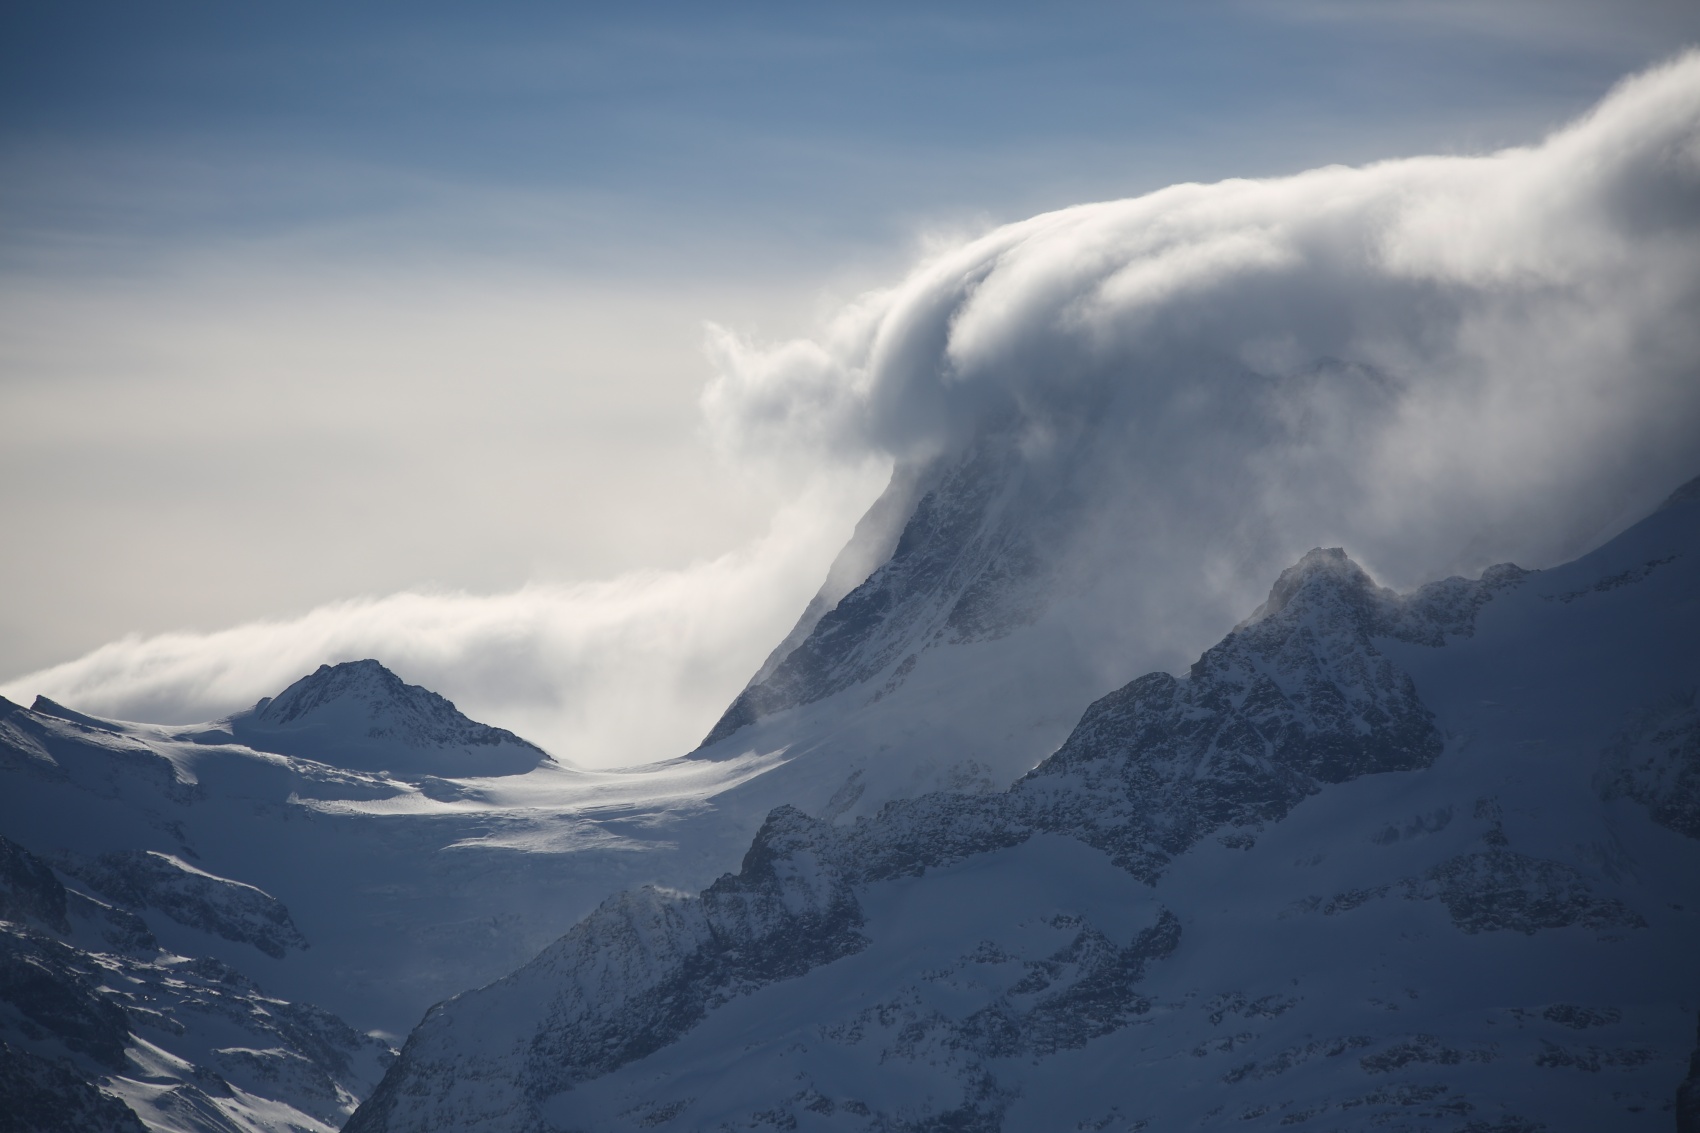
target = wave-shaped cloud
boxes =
[11,53,1700,767]
[704,50,1700,593]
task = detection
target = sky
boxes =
[3,1,1699,766]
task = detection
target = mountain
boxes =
[344,476,1700,1133]
[0,827,392,1133]
[0,661,783,1132]
[688,422,1127,816]
[212,658,553,778]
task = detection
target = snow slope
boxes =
[0,831,393,1133]
[347,477,1700,1133]
[0,662,787,1131]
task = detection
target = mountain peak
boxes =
[1244,546,1384,626]
[228,659,552,778]
[252,659,417,726]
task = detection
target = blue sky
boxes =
[8,1,1695,278]
[2,1,1698,753]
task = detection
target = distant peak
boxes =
[230,658,554,777]
[27,696,117,730]
[254,660,415,723]
[1252,547,1379,623]
[304,658,398,685]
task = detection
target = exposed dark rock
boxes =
[1008,548,1478,881]
[0,1039,145,1133]
[1410,848,1646,935]
[1601,690,1700,840]
[1223,1034,1372,1082]
[58,850,307,958]
[0,834,69,933]
[0,923,131,1070]
[1359,1033,1495,1074]
[525,806,867,1093]
[703,429,1067,747]
[1539,1004,1621,1030]
[962,909,1181,1058]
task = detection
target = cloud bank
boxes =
[10,53,1700,766]
[0,485,880,768]
[705,50,1700,593]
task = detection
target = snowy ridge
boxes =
[0,833,393,1133]
[0,661,788,1130]
[55,850,308,960]
[703,425,1070,749]
[1006,548,1527,882]
[0,661,777,1054]
[220,659,553,778]
[346,485,1700,1133]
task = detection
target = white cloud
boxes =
[0,476,885,768]
[11,53,1700,767]
[704,49,1700,598]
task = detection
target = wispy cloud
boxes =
[704,51,1700,653]
[11,53,1700,768]
[0,477,884,768]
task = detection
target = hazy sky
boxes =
[4,1,1698,764]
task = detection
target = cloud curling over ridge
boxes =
[702,51,1700,593]
[11,52,1700,766]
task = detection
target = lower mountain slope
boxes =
[346,481,1700,1133]
[0,832,393,1133]
[0,662,775,1042]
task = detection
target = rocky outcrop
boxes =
[1412,847,1647,935]
[1008,548,1513,880]
[350,548,1550,1133]
[1602,691,1700,839]
[703,428,1068,747]
[0,1040,147,1133]
[0,922,132,1071]
[348,805,867,1133]
[58,849,307,959]
[0,829,393,1133]
[0,833,69,933]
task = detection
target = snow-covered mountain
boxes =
[0,828,393,1133]
[688,420,1141,816]
[0,660,787,1131]
[212,658,553,778]
[344,476,1700,1133]
[6,469,1697,1132]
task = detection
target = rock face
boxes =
[346,488,1700,1133]
[0,831,393,1133]
[704,429,1065,747]
[57,849,308,959]
[0,832,70,933]
[224,658,553,777]
[1602,691,1700,840]
[0,1041,147,1133]
[1007,549,1521,882]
